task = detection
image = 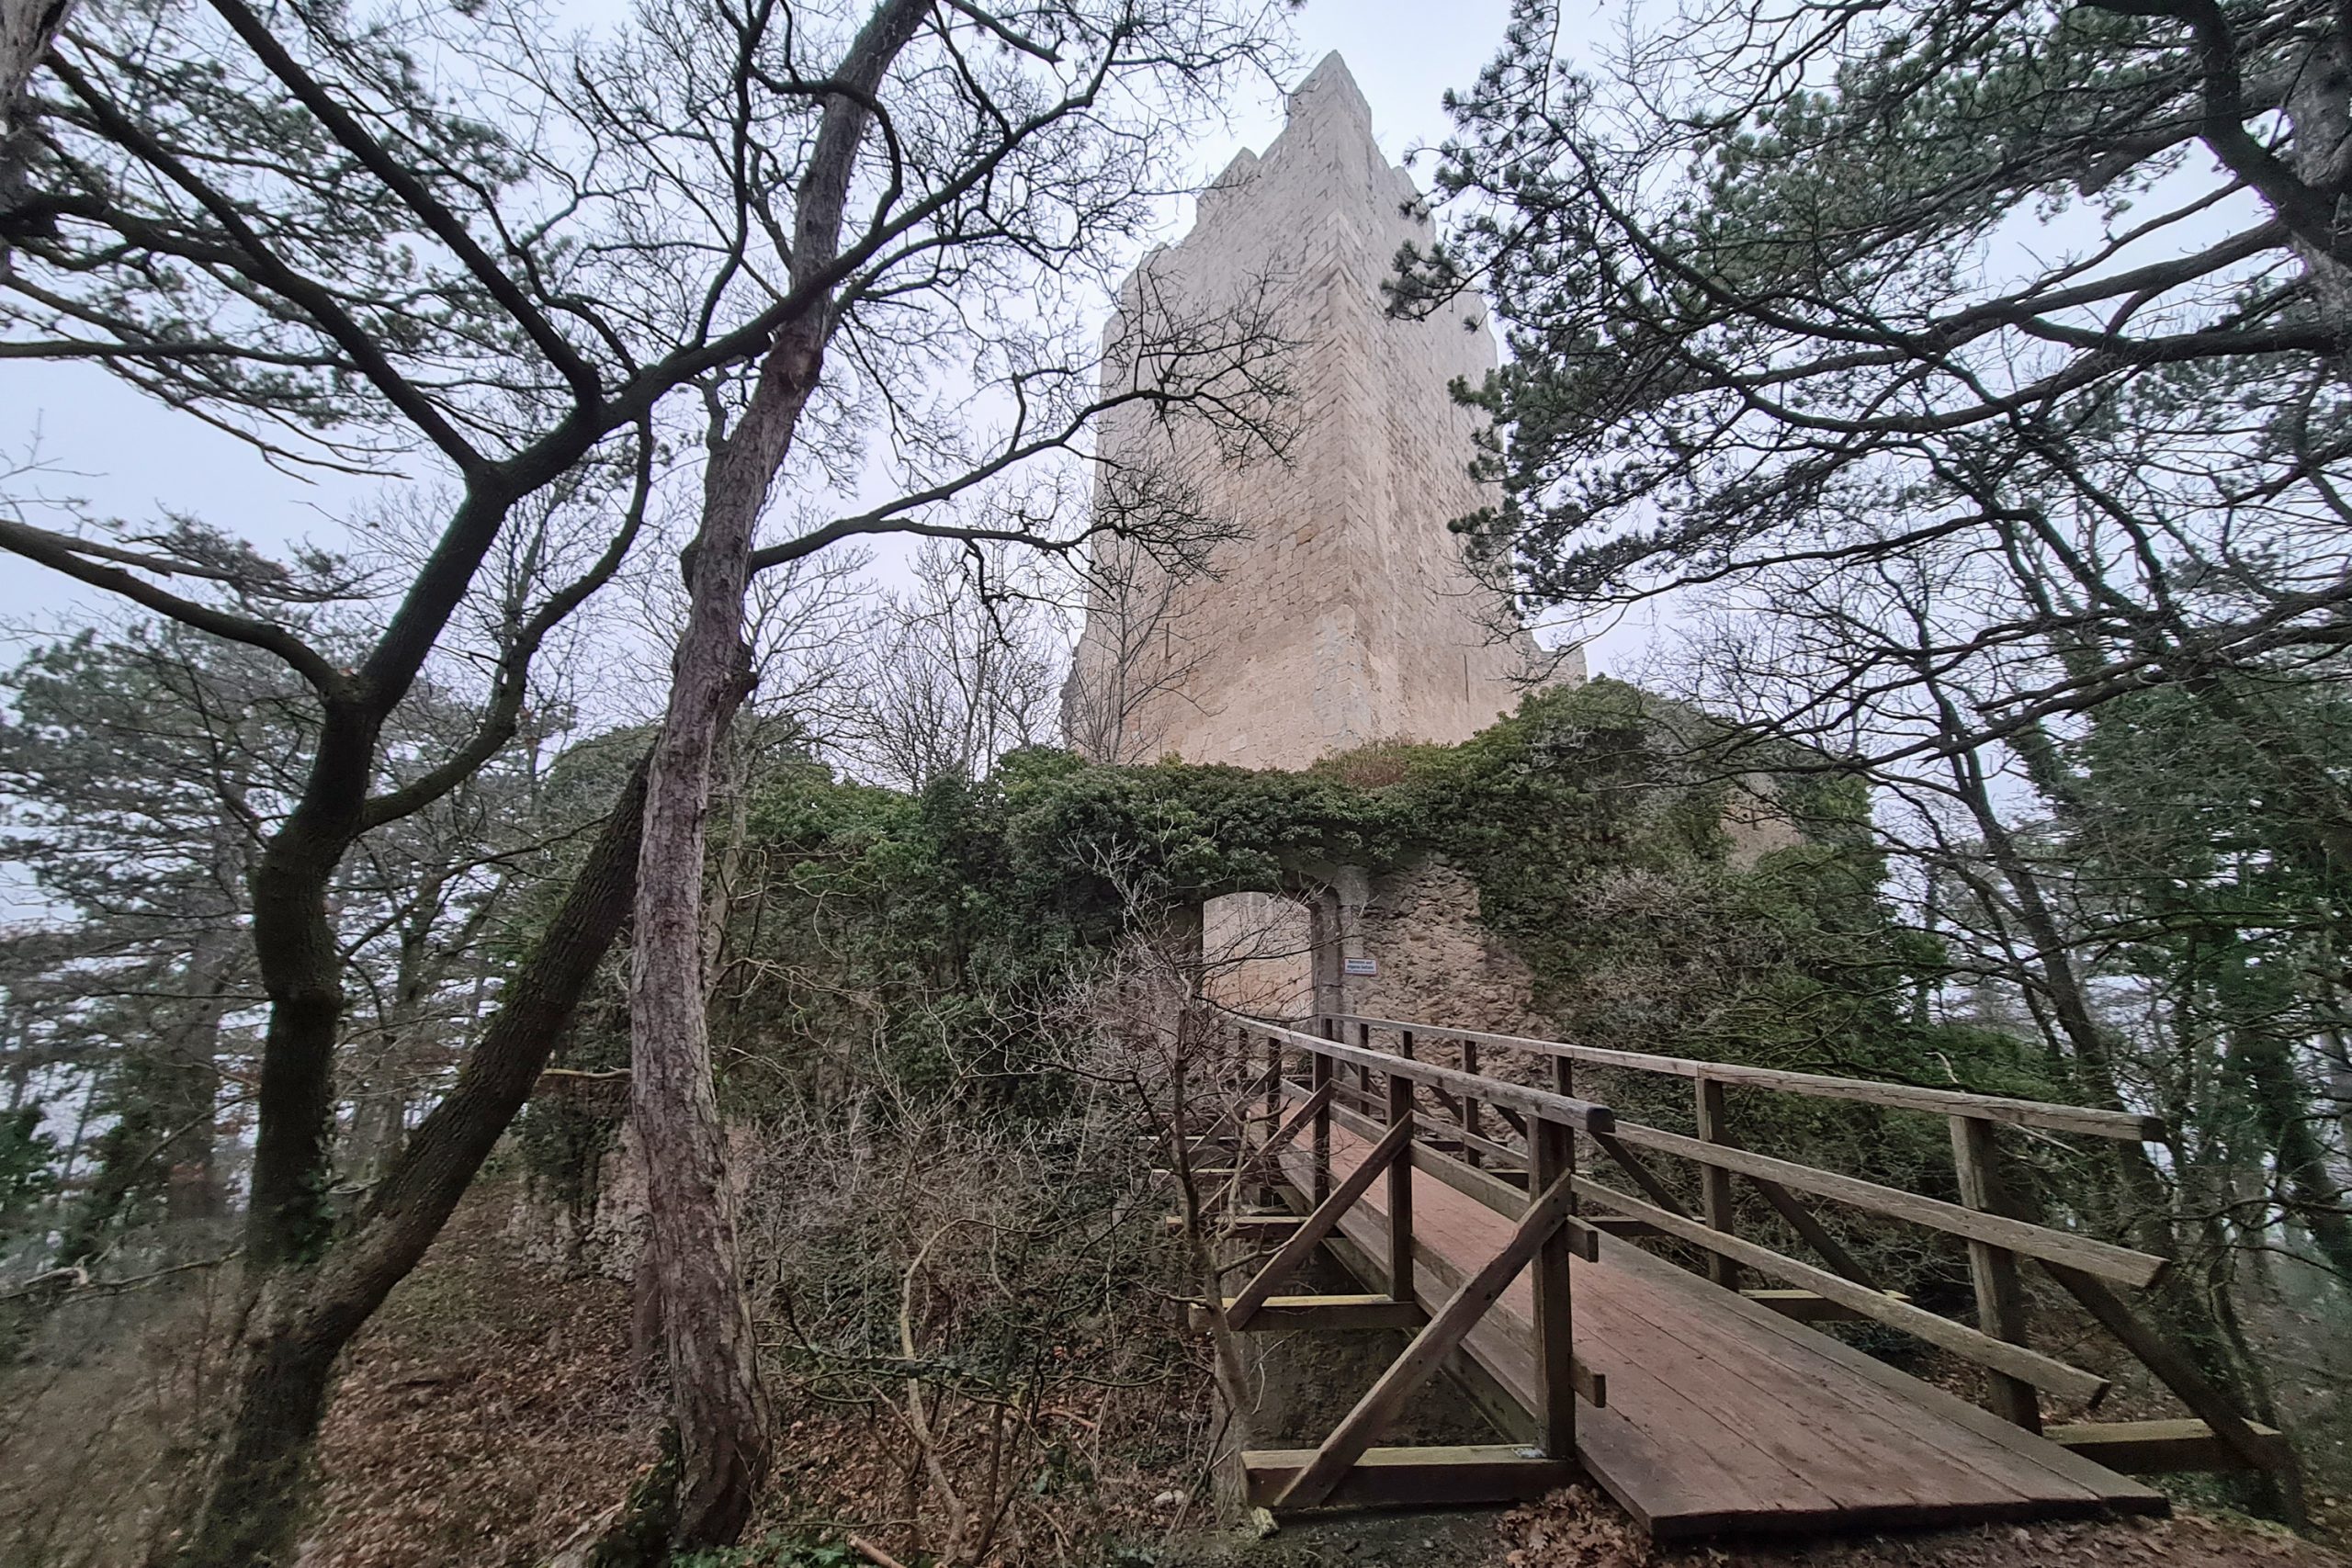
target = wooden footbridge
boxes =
[1176,1011,2295,1540]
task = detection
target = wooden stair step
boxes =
[1243,1444,1577,1509]
[2045,1418,2290,1474]
[1188,1293,1425,1333]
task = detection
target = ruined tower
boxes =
[1063,52,1578,772]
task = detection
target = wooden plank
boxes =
[1193,1294,1427,1333]
[1244,1445,1578,1509]
[1741,1288,1911,1325]
[1576,1263,2067,1525]
[1228,1112,1416,1328]
[1575,1176,2110,1404]
[2045,1419,2290,1475]
[1228,1012,1613,1133]
[1277,1168,1584,1508]
[1630,1237,2163,1515]
[1332,1014,2165,1142]
[1607,1120,2168,1288]
[1530,1118,1577,1459]
[1386,1073,1415,1302]
[1951,1114,2039,1431]
[1695,1078,1739,1292]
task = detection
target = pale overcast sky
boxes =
[2,0,1692,741]
[0,0,1556,637]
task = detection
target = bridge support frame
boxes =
[1207,1014,1611,1514]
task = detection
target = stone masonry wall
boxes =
[1065,54,1582,771]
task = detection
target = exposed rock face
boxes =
[1064,52,1580,772]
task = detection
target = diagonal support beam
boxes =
[1591,1130,1693,1218]
[1219,1079,1336,1205]
[1277,1165,1584,1509]
[2040,1262,2294,1481]
[1227,1114,1417,1328]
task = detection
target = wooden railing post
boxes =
[1530,1113,1577,1459]
[1951,1113,2039,1431]
[1387,1068,1415,1302]
[1259,1028,1282,1203]
[1552,1056,1577,1214]
[1695,1077,1739,1291]
[1311,1043,1334,1205]
[1261,1030,1280,1126]
[1461,1040,1483,1168]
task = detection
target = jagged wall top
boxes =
[1116,52,1449,324]
[1069,52,1566,772]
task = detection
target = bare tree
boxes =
[5,0,1291,1552]
[604,0,1290,1550]
[1061,534,1214,765]
[836,540,1069,789]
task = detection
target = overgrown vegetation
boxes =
[501,679,2061,1562]
[604,679,1958,1119]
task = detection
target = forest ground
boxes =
[305,1190,2352,1568]
[11,1183,2342,1568]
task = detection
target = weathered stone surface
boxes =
[1200,859,1552,1038]
[1347,859,1552,1037]
[1066,53,1580,771]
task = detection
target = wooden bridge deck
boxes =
[1279,1123,2166,1540]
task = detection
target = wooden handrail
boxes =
[1223,1010,1613,1134]
[1575,1177,2110,1404]
[1605,1119,2168,1289]
[1337,1014,2163,1143]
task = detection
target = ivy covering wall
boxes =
[629,679,2064,1123]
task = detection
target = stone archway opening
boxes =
[1199,890,1318,1025]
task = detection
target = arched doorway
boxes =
[1199,889,1318,1024]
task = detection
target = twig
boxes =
[0,1249,241,1303]
[848,1533,910,1568]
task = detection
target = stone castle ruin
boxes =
[1062,52,1580,774]
[1063,54,1584,1029]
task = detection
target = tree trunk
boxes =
[175,757,650,1568]
[1922,688,2301,1425]
[627,347,806,1549]
[0,0,67,236]
[2232,1026,2352,1283]
[620,2,925,1549]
